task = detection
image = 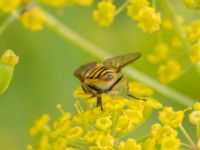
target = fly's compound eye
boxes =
[102,73,113,81]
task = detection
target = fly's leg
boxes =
[97,95,103,111]
[124,74,146,101]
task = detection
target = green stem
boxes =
[197,124,200,140]
[179,124,194,145]
[152,0,157,8]
[42,8,196,106]
[181,142,193,148]
[0,11,19,36]
[115,0,130,16]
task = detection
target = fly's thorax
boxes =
[84,68,122,92]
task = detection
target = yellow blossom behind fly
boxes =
[137,7,161,33]
[93,1,116,27]
[147,42,169,64]
[157,59,182,84]
[0,0,21,13]
[75,0,93,6]
[127,0,149,20]
[20,7,46,31]
[190,41,200,64]
[185,20,200,42]
[171,36,183,49]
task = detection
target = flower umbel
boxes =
[28,83,164,149]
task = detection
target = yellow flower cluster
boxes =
[129,81,154,97]
[93,0,116,27]
[190,40,200,64]
[182,0,200,9]
[40,0,70,7]
[28,82,163,149]
[189,102,200,125]
[127,0,161,33]
[148,123,181,150]
[159,107,184,128]
[20,7,46,31]
[157,59,182,84]
[185,20,200,42]
[162,16,184,30]
[40,0,93,7]
[147,42,169,64]
[0,0,21,13]
[28,85,200,150]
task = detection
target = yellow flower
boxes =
[182,0,200,9]
[116,115,131,134]
[137,6,161,33]
[93,1,116,27]
[171,36,183,49]
[143,138,156,150]
[89,146,99,150]
[129,81,154,97]
[162,16,183,30]
[198,139,200,150]
[162,19,173,30]
[190,41,200,64]
[147,42,169,64]
[151,123,178,144]
[40,0,72,7]
[53,138,67,150]
[51,112,71,137]
[189,110,200,125]
[158,59,182,84]
[20,7,46,31]
[127,0,149,20]
[67,126,83,140]
[96,133,114,149]
[118,138,142,150]
[104,97,125,111]
[159,107,184,128]
[37,134,50,150]
[66,147,77,150]
[185,20,200,42]
[1,49,19,66]
[161,137,181,150]
[124,109,143,124]
[26,145,33,150]
[84,130,99,143]
[0,0,21,13]
[95,116,112,131]
[145,98,163,109]
[75,0,93,6]
[29,114,50,136]
[193,102,200,110]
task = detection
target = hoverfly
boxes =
[74,52,145,111]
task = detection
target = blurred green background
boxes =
[0,2,200,150]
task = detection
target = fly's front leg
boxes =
[97,95,103,111]
[124,74,146,101]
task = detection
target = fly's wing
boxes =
[74,61,97,81]
[103,52,141,70]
